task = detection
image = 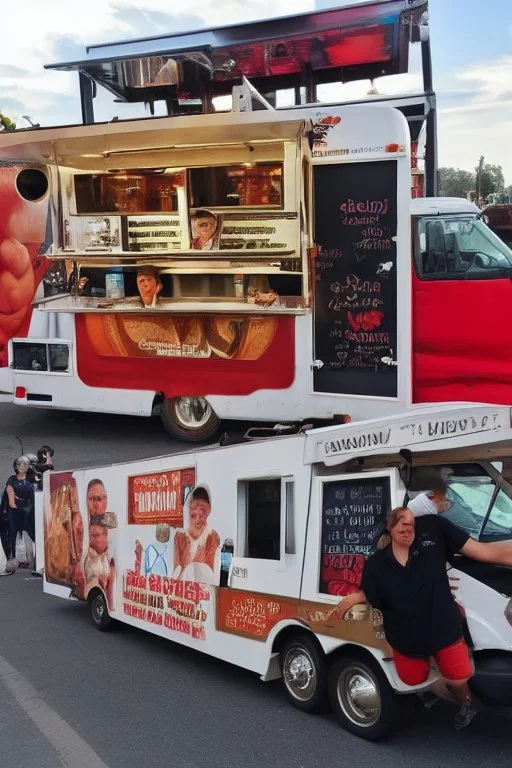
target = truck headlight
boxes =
[505,599,512,626]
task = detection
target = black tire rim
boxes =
[92,594,106,624]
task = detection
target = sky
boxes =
[0,0,511,182]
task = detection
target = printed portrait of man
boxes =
[136,266,163,308]
[84,478,117,610]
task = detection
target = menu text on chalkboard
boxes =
[319,477,390,596]
[313,160,398,397]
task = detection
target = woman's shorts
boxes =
[393,639,472,686]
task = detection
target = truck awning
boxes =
[44,1,427,103]
[305,404,512,466]
[0,111,306,167]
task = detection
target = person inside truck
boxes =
[331,506,512,730]
[190,210,219,251]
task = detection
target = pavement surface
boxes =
[1,402,512,767]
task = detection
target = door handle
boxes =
[311,359,324,370]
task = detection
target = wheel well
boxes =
[271,625,326,658]
[152,392,164,415]
[86,586,104,605]
[327,642,385,669]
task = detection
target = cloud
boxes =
[437,56,512,181]
[1,1,510,186]
[0,0,313,125]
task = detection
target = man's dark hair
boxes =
[87,479,105,494]
[193,209,216,220]
[137,266,160,279]
[191,487,210,504]
[37,444,54,463]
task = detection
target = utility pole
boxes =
[475,155,484,199]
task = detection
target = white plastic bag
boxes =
[23,531,35,570]
[16,533,27,567]
[0,537,6,572]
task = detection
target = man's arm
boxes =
[460,537,512,567]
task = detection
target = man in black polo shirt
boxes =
[335,506,512,729]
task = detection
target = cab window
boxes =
[415,216,512,279]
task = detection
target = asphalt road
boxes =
[0,403,188,482]
[1,402,512,767]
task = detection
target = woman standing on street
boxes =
[5,455,36,570]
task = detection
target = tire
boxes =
[160,397,220,442]
[329,651,411,741]
[89,589,113,632]
[281,634,328,713]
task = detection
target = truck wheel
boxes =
[281,634,328,713]
[160,397,220,442]
[329,652,409,741]
[89,589,113,632]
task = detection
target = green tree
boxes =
[0,112,16,131]
[479,164,505,199]
[475,156,505,199]
[438,167,475,198]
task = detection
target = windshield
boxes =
[418,215,512,276]
[410,462,512,541]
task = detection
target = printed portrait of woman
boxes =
[173,486,220,584]
[45,476,85,597]
[190,209,220,251]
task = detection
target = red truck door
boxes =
[412,214,512,405]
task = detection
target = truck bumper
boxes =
[470,651,512,706]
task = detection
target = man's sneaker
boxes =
[454,704,477,730]
[5,558,16,573]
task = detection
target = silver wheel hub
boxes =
[174,397,212,430]
[337,665,381,727]
[283,648,317,701]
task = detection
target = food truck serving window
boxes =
[188,164,283,208]
[319,477,390,596]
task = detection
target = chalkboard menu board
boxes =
[313,161,398,397]
[319,476,390,596]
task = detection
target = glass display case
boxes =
[188,163,283,208]
[74,171,181,215]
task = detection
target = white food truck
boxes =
[42,402,512,740]
[9,2,512,440]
